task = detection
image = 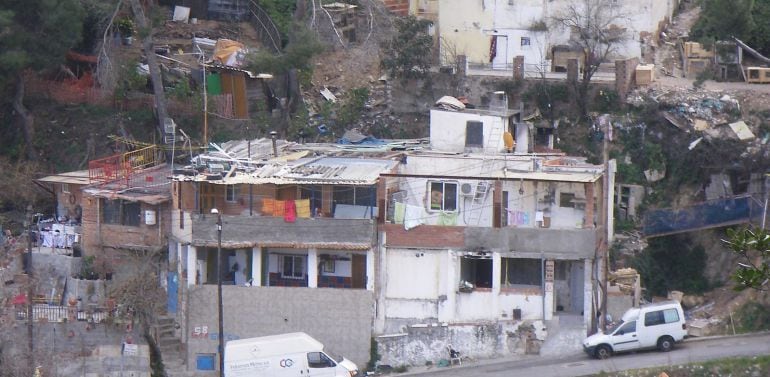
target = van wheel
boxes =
[595,345,612,359]
[657,336,674,352]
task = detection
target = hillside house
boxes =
[437,0,680,75]
[373,98,612,365]
[168,139,404,371]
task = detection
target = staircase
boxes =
[153,316,189,377]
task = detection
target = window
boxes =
[333,186,376,207]
[521,37,530,46]
[196,354,216,370]
[644,308,680,327]
[428,181,458,211]
[321,259,335,273]
[465,121,483,147]
[102,199,141,226]
[307,352,335,368]
[225,185,238,202]
[616,321,636,335]
[501,258,542,287]
[559,192,576,208]
[461,255,493,288]
[62,184,70,194]
[281,255,305,279]
[300,185,323,216]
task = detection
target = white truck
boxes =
[583,300,688,359]
[224,332,359,377]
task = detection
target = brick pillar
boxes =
[456,55,467,76]
[615,58,639,99]
[513,56,525,80]
[584,182,595,229]
[567,58,579,84]
[377,178,387,224]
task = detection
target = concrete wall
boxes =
[189,214,375,248]
[429,109,511,153]
[376,321,526,366]
[3,322,149,377]
[185,285,374,370]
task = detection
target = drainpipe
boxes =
[541,253,546,321]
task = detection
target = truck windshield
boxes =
[605,321,624,335]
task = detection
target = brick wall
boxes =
[615,57,639,99]
[381,0,409,15]
[383,224,465,248]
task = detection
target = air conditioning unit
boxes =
[208,163,225,174]
[460,183,474,197]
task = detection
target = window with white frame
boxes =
[428,181,458,211]
[62,183,70,194]
[225,185,238,202]
[281,255,305,279]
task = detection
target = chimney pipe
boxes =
[270,131,278,157]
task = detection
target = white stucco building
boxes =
[437,0,681,73]
[374,101,613,364]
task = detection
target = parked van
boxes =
[583,300,687,359]
[224,332,359,377]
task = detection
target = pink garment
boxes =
[284,200,297,223]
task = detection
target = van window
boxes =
[644,308,680,327]
[307,352,336,368]
[616,321,636,335]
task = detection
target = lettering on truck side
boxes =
[227,360,270,376]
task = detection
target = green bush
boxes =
[734,302,770,333]
[631,234,712,298]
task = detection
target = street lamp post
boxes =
[211,208,225,377]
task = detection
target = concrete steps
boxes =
[152,315,187,377]
[540,314,587,357]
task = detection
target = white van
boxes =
[583,300,688,359]
[224,332,359,377]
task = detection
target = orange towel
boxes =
[261,198,275,215]
[272,200,285,217]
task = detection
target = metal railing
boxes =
[88,145,162,185]
[246,0,282,54]
[14,304,113,323]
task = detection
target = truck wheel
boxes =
[657,336,674,352]
[595,345,612,359]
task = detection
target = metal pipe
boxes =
[270,131,278,157]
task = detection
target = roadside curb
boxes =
[682,330,770,343]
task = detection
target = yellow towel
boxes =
[295,199,311,218]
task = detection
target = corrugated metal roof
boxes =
[37,170,91,185]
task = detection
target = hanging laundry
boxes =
[437,211,458,226]
[404,204,425,230]
[295,199,311,218]
[273,200,285,217]
[284,200,296,223]
[261,198,275,216]
[394,202,406,224]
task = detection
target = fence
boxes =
[15,304,112,323]
[88,145,163,185]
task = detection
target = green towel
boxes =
[437,211,458,226]
[207,73,222,95]
[394,202,406,224]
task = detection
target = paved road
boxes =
[405,333,770,377]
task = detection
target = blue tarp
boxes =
[642,196,756,237]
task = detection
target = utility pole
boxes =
[26,204,34,373]
[600,116,611,332]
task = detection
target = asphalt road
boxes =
[405,333,770,377]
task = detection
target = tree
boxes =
[692,0,770,56]
[381,16,433,80]
[722,227,770,291]
[550,0,629,116]
[0,0,85,161]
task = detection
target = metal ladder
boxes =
[465,123,504,225]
